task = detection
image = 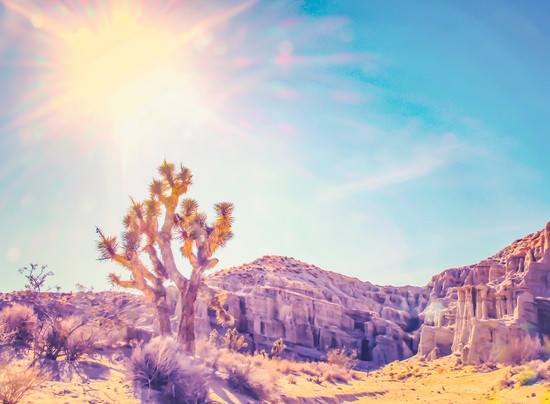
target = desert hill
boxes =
[199,220,550,368]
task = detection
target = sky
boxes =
[0,0,549,292]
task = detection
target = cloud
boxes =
[321,133,463,201]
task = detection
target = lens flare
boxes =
[2,0,255,130]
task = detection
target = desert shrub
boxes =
[0,304,37,345]
[271,338,286,358]
[273,358,300,375]
[128,336,209,404]
[326,346,358,371]
[18,264,54,293]
[0,321,15,346]
[323,365,353,384]
[223,359,278,401]
[0,363,46,404]
[212,349,281,401]
[484,334,546,365]
[308,375,325,385]
[221,328,248,352]
[33,315,98,361]
[196,336,222,371]
[518,365,538,386]
[536,359,550,381]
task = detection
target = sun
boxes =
[58,5,178,120]
[3,0,255,127]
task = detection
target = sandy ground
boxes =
[11,354,548,403]
[281,356,550,404]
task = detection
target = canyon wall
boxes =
[200,255,428,367]
[419,220,550,364]
[201,221,550,367]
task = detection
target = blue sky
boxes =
[0,0,549,292]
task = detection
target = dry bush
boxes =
[222,358,278,401]
[308,375,325,385]
[325,346,358,371]
[221,328,248,352]
[0,304,37,345]
[512,358,550,387]
[211,349,281,401]
[273,358,300,375]
[518,365,538,386]
[196,335,223,371]
[322,365,353,384]
[0,363,46,404]
[18,264,54,293]
[0,321,16,346]
[269,356,354,384]
[497,371,514,391]
[33,315,99,362]
[487,334,546,365]
[271,338,286,358]
[536,359,550,381]
[128,336,209,404]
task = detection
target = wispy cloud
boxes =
[320,133,464,201]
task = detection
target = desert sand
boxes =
[10,353,548,403]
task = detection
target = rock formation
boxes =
[200,220,550,368]
[200,255,427,367]
[419,220,550,365]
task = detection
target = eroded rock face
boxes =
[203,255,428,367]
[422,220,550,365]
[203,220,550,367]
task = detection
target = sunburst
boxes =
[3,0,254,128]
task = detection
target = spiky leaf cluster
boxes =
[174,199,234,274]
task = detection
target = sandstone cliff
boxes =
[199,221,550,368]
[199,255,428,367]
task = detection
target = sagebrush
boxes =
[0,363,46,404]
[33,315,99,362]
[0,304,37,345]
[128,336,209,404]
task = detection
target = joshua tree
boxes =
[96,160,234,354]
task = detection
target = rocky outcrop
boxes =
[201,220,550,367]
[201,255,428,367]
[421,220,550,365]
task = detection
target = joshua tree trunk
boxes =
[154,293,172,336]
[178,270,202,355]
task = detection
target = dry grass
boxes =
[224,351,279,400]
[0,321,16,346]
[0,304,37,345]
[33,315,100,362]
[485,334,549,366]
[0,362,46,404]
[325,346,358,371]
[128,336,209,404]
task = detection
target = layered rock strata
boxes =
[418,221,550,364]
[201,255,427,367]
[202,221,550,367]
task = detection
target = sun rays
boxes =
[1,0,256,129]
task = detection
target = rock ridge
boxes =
[200,221,550,367]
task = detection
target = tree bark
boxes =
[178,274,201,355]
[154,294,172,336]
